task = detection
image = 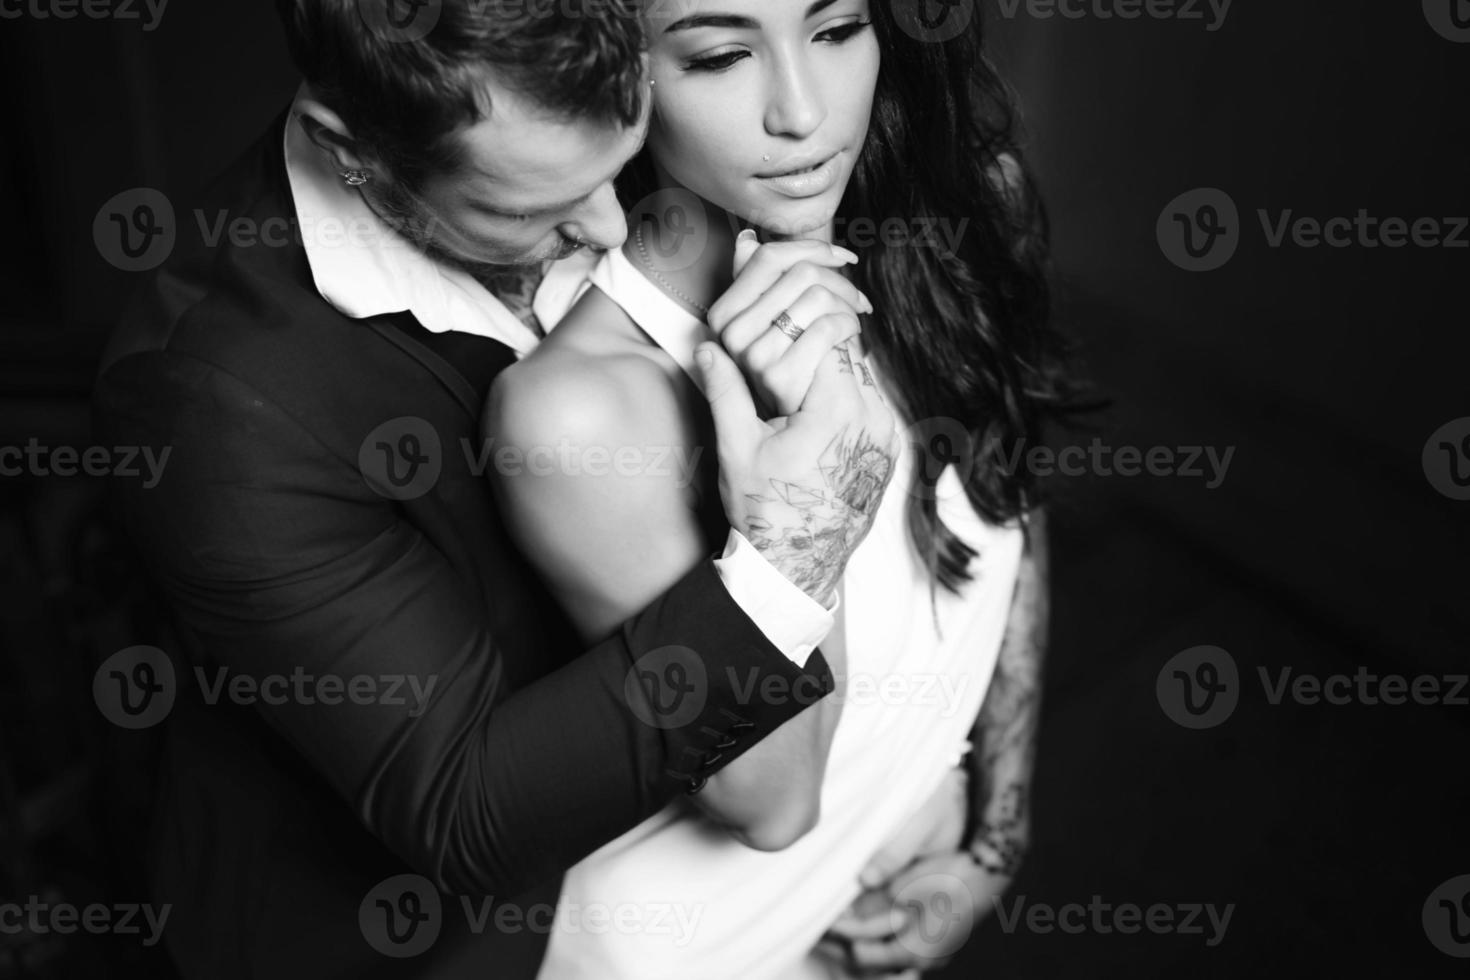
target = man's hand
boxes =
[696,232,896,606]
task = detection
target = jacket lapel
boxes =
[365,312,518,421]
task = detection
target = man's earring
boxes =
[340,169,372,187]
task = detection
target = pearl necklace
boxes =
[633,223,710,317]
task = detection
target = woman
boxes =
[485,0,1067,975]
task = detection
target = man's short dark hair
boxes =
[276,0,647,189]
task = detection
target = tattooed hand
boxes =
[693,233,896,604]
[695,340,896,605]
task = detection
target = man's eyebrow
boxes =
[664,0,842,34]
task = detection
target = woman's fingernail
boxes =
[834,246,859,263]
[738,229,758,244]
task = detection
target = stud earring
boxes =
[340,169,372,187]
[763,154,772,162]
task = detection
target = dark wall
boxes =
[0,3,295,334]
[987,2,1467,667]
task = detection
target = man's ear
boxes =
[294,93,373,173]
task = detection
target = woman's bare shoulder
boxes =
[485,287,691,457]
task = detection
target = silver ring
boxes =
[771,310,804,341]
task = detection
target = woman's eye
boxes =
[682,49,750,73]
[816,19,873,45]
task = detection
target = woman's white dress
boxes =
[533,247,1024,980]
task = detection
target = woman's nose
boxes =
[764,57,827,141]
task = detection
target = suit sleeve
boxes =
[93,349,835,898]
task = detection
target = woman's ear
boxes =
[293,93,372,174]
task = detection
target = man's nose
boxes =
[561,182,628,252]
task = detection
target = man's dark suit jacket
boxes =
[92,113,834,979]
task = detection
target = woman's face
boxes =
[643,0,879,240]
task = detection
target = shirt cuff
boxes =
[713,529,836,669]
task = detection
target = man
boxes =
[93,1,895,977]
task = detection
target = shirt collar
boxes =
[281,86,595,356]
[588,246,716,396]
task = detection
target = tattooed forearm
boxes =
[743,425,894,601]
[969,782,1029,876]
[968,512,1049,856]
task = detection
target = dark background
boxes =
[1,0,1466,977]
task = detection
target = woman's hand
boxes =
[821,851,1014,975]
[707,231,876,418]
[813,766,1004,974]
[698,232,897,608]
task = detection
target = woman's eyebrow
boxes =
[663,12,757,33]
[664,0,842,34]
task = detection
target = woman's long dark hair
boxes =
[842,1,1073,593]
[623,1,1076,595]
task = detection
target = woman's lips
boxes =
[756,154,840,199]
